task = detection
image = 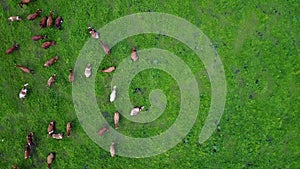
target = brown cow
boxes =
[131,47,139,61]
[69,68,74,83]
[27,9,42,20]
[40,16,47,28]
[42,41,55,49]
[47,74,56,87]
[48,121,55,136]
[99,41,110,55]
[47,11,53,27]
[19,0,33,8]
[6,44,19,54]
[110,142,116,157]
[98,127,109,136]
[16,65,32,74]
[101,66,115,73]
[44,56,58,67]
[66,122,72,138]
[114,112,119,129]
[47,152,55,169]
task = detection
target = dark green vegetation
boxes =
[0,0,299,168]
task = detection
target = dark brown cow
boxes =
[55,16,63,30]
[69,68,74,83]
[27,132,35,146]
[40,17,48,28]
[6,44,19,54]
[24,144,30,159]
[32,35,47,41]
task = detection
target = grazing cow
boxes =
[19,83,28,99]
[19,0,32,8]
[47,153,55,169]
[98,127,109,136]
[27,9,42,20]
[55,16,63,30]
[6,44,19,54]
[84,64,92,78]
[24,144,30,159]
[114,112,119,129]
[47,74,56,87]
[109,86,117,102]
[69,68,74,83]
[42,41,55,49]
[8,16,22,22]
[52,133,63,140]
[130,106,144,116]
[44,56,58,67]
[48,121,55,136]
[27,132,34,146]
[66,122,71,138]
[16,65,32,74]
[110,142,116,157]
[101,66,115,73]
[99,41,110,55]
[32,35,47,41]
[40,16,47,28]
[131,47,138,61]
[88,27,99,39]
[47,11,53,27]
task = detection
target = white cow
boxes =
[110,86,117,102]
[85,64,92,78]
[130,106,144,116]
[19,83,28,99]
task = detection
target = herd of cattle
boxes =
[6,0,147,168]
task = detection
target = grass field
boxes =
[0,0,299,168]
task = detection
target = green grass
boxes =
[0,0,299,168]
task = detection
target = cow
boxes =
[130,106,145,116]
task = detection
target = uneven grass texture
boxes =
[0,0,299,169]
